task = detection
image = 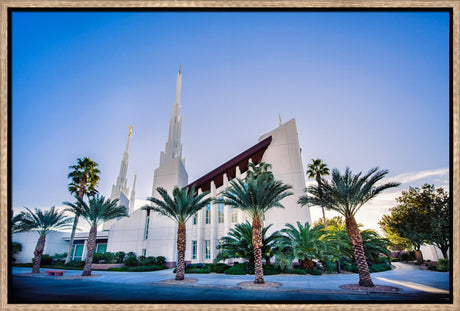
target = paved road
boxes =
[9,263,451,304]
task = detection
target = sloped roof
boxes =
[186,136,272,192]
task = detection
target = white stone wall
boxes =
[187,118,310,263]
[12,231,68,263]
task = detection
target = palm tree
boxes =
[216,162,293,284]
[277,222,328,271]
[63,195,128,276]
[142,185,211,281]
[14,206,73,273]
[298,167,399,287]
[214,222,280,266]
[65,157,100,264]
[306,159,330,232]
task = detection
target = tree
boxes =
[276,222,328,270]
[306,159,330,231]
[379,184,450,261]
[64,195,128,276]
[214,222,280,265]
[313,215,345,229]
[142,185,211,281]
[14,206,73,273]
[216,162,293,284]
[65,157,101,264]
[298,167,399,287]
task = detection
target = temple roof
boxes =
[185,136,272,193]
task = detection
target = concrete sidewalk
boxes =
[11,262,450,296]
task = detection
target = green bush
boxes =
[307,269,322,275]
[124,255,139,267]
[262,264,281,275]
[368,262,391,273]
[37,254,53,266]
[114,251,126,263]
[292,268,307,275]
[65,260,85,268]
[155,256,166,266]
[107,266,129,271]
[140,256,156,266]
[186,268,211,274]
[427,263,438,271]
[210,263,231,273]
[92,253,105,263]
[438,259,449,272]
[399,251,416,262]
[225,264,248,275]
[127,265,168,272]
[320,259,337,273]
[13,263,33,267]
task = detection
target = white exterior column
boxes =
[223,173,231,235]
[197,188,204,262]
[210,181,217,261]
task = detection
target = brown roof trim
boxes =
[185,136,272,193]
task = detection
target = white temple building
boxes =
[104,66,311,266]
[12,66,445,265]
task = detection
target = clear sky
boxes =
[11,11,450,232]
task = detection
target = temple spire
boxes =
[129,171,137,214]
[114,125,132,195]
[160,67,184,165]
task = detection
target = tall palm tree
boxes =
[277,222,328,270]
[65,157,100,264]
[298,167,399,287]
[63,195,128,276]
[306,159,330,232]
[14,206,73,273]
[142,185,211,281]
[216,162,293,284]
[214,222,280,265]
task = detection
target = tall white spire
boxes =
[129,171,137,214]
[114,125,132,195]
[160,66,184,165]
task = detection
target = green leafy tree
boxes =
[142,185,211,281]
[298,167,399,287]
[379,184,450,261]
[313,215,345,229]
[216,162,293,284]
[64,195,128,276]
[276,222,328,270]
[65,157,100,264]
[214,222,280,265]
[306,159,330,231]
[14,206,73,273]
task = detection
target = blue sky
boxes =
[11,11,450,231]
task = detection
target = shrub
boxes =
[128,265,168,272]
[155,256,166,266]
[292,268,307,275]
[399,251,416,262]
[225,264,248,275]
[211,263,231,273]
[92,253,105,263]
[38,254,53,266]
[427,263,438,271]
[104,252,115,263]
[186,268,211,274]
[320,259,337,273]
[307,269,322,275]
[262,264,281,275]
[438,259,449,272]
[124,255,139,267]
[65,260,85,268]
[107,266,129,271]
[368,262,391,273]
[140,256,156,266]
[115,251,126,263]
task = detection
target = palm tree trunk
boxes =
[316,176,328,232]
[415,249,424,264]
[175,223,186,280]
[345,216,374,287]
[252,217,264,284]
[32,235,46,274]
[82,224,97,276]
[65,215,79,264]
